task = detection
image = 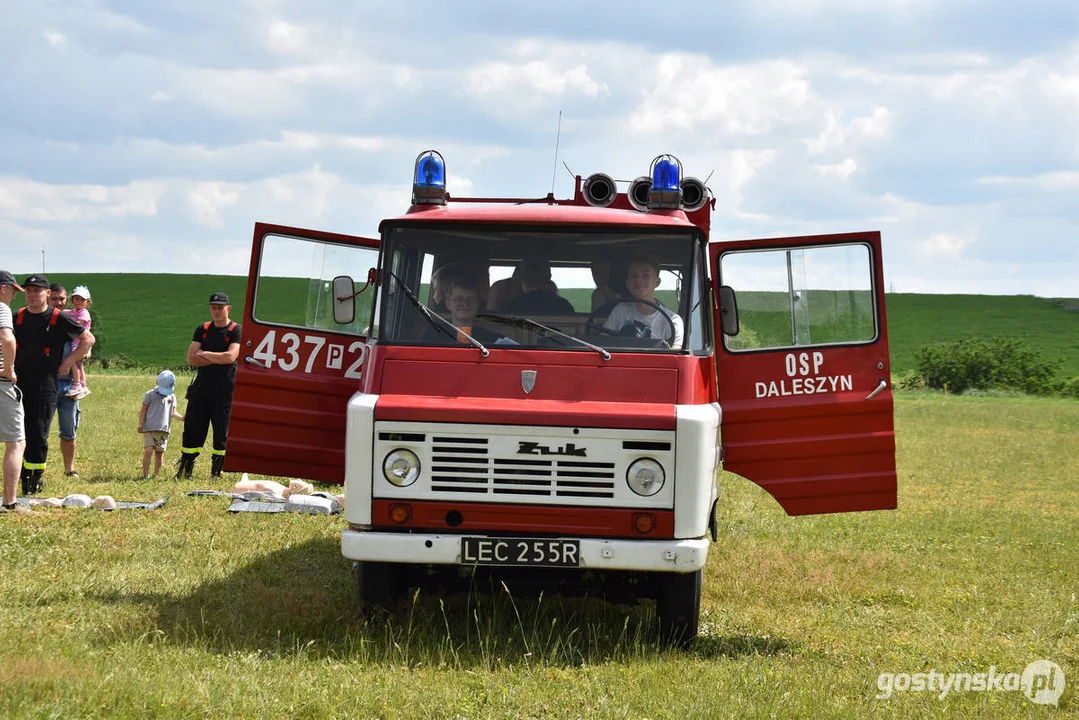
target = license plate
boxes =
[461,537,580,567]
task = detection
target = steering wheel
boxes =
[586,296,676,345]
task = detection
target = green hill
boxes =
[885,294,1079,379]
[7,274,1079,379]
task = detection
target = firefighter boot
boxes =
[211,454,225,479]
[175,452,197,480]
[21,468,45,495]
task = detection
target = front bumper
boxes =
[341,529,710,572]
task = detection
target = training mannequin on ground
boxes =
[232,475,314,498]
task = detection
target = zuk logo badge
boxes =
[517,442,587,457]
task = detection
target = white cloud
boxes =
[629,56,811,136]
[187,181,241,227]
[978,171,1079,188]
[917,230,977,260]
[805,107,891,155]
[0,177,164,222]
[749,0,940,15]
[1042,70,1079,108]
[812,158,858,179]
[266,19,310,54]
[174,66,303,118]
[263,165,336,205]
[464,59,609,110]
[43,30,66,48]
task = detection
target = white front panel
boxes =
[373,422,676,509]
[674,402,722,538]
[344,392,379,526]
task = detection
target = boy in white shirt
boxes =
[603,255,684,349]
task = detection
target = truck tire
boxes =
[357,561,403,616]
[656,569,702,649]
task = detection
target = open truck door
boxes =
[710,231,896,515]
[225,222,380,484]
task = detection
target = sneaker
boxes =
[65,384,81,398]
[0,503,38,516]
[65,470,80,478]
[140,474,152,480]
[74,386,91,399]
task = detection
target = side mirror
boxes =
[718,285,739,336]
[332,275,355,325]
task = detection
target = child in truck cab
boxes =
[424,274,504,345]
[603,254,684,349]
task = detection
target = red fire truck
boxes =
[228,151,896,646]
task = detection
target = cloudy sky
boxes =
[2,0,1077,296]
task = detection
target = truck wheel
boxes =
[656,569,702,649]
[357,561,403,616]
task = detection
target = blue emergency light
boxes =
[648,154,683,209]
[412,150,447,205]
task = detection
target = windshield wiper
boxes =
[389,271,489,357]
[478,313,610,361]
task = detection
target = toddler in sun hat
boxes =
[137,370,185,479]
[64,285,93,399]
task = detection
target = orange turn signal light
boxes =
[632,513,655,534]
[390,503,412,524]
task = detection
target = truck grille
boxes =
[430,436,616,498]
[375,423,675,508]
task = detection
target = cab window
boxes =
[720,243,876,351]
[372,226,706,354]
[254,233,378,335]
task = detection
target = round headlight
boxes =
[626,458,665,497]
[383,449,420,487]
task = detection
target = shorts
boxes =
[56,381,80,441]
[0,381,25,443]
[143,432,169,452]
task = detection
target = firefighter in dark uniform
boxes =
[13,274,95,494]
[177,292,242,479]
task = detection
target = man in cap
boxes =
[0,271,28,512]
[176,292,242,479]
[12,274,95,495]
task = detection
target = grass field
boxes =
[0,377,1074,718]
[7,273,1079,379]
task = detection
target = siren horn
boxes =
[582,173,618,207]
[680,177,708,211]
[627,176,651,211]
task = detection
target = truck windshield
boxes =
[373,226,708,353]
